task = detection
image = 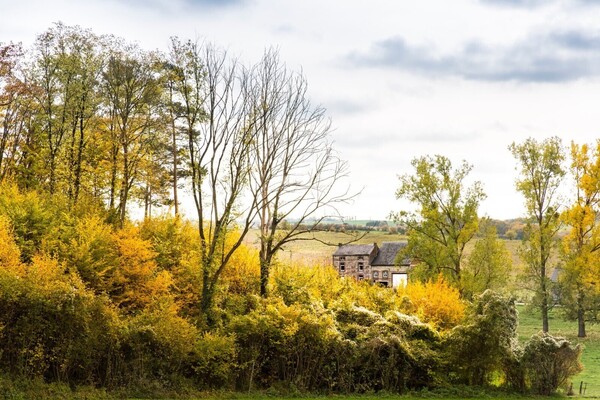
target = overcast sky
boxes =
[3,0,600,220]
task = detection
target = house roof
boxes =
[333,243,376,256]
[371,242,409,266]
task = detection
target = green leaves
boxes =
[395,155,485,285]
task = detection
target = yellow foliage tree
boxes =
[561,141,600,337]
[397,275,465,330]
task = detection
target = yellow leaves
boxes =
[397,275,465,331]
[110,224,174,312]
[0,215,23,276]
[221,235,259,295]
[563,141,600,295]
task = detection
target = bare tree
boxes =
[248,49,353,297]
[176,42,259,318]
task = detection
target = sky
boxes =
[2,0,600,220]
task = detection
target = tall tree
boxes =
[61,27,104,204]
[510,136,565,333]
[101,44,161,226]
[247,49,352,297]
[393,155,485,287]
[561,141,600,337]
[0,42,29,181]
[177,43,258,319]
[462,219,512,300]
[166,37,205,217]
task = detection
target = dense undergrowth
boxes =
[0,183,583,398]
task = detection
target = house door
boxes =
[392,273,407,288]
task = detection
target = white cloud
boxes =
[2,0,600,219]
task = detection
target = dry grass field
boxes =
[244,229,409,265]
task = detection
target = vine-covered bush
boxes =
[521,332,582,395]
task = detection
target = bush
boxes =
[397,275,465,330]
[444,290,519,386]
[0,256,122,385]
[521,332,582,395]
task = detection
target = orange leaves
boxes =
[398,275,465,331]
[110,225,173,312]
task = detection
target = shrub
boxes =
[398,275,465,330]
[521,332,582,395]
[191,332,236,389]
[444,290,519,386]
[0,256,121,385]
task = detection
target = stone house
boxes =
[332,242,411,287]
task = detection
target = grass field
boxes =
[517,305,600,397]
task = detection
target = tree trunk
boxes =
[259,251,271,297]
[170,89,178,216]
[577,288,586,338]
[73,112,85,204]
[541,279,549,333]
[119,142,129,227]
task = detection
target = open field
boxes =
[517,305,600,397]
[244,229,409,265]
[245,229,525,269]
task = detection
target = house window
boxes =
[382,271,389,278]
[358,275,364,281]
[373,271,379,279]
[358,262,364,271]
[358,256,364,260]
[340,256,346,260]
[339,262,345,271]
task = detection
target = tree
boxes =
[393,155,485,287]
[247,49,352,297]
[510,137,565,333]
[560,141,600,337]
[0,42,29,182]
[101,44,162,226]
[176,42,258,319]
[462,219,512,300]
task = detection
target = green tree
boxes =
[462,219,512,300]
[101,44,162,226]
[393,155,485,287]
[510,136,565,333]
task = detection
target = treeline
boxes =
[1,22,354,307]
[0,183,582,396]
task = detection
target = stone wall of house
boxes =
[333,254,371,281]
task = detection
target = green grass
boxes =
[517,305,600,397]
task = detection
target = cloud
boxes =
[480,0,600,7]
[347,30,600,82]
[187,0,247,7]
[479,0,549,8]
[325,99,375,115]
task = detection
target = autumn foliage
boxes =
[398,276,465,330]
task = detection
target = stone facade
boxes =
[332,242,411,288]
